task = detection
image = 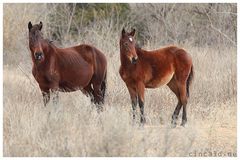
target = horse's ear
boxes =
[129,28,136,37]
[28,21,32,31]
[122,27,126,36]
[39,21,43,30]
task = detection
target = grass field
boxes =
[3,45,237,156]
[3,3,237,157]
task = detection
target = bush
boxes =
[46,3,130,44]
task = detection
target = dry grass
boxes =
[3,3,237,157]
[3,46,237,157]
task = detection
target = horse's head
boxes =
[120,28,138,64]
[28,21,45,62]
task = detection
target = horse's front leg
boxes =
[126,85,137,120]
[51,88,59,106]
[42,90,50,106]
[137,82,146,124]
[39,85,50,106]
[50,82,60,106]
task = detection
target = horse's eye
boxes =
[124,42,128,46]
[29,41,34,46]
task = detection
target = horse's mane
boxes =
[135,43,142,49]
[45,39,54,45]
[44,39,58,49]
[135,43,145,55]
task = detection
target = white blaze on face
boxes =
[129,37,133,42]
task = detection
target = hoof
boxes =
[132,118,137,126]
[180,121,187,127]
[171,119,177,128]
[171,122,177,128]
[140,117,146,124]
[96,104,103,113]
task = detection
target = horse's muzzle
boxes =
[131,56,138,64]
[34,52,43,61]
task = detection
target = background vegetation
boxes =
[3,3,237,157]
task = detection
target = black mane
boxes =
[45,39,56,47]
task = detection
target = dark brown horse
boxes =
[28,21,107,107]
[119,28,193,127]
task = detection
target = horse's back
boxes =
[164,45,191,60]
[149,45,192,66]
[139,45,192,88]
[156,45,192,70]
[60,44,107,69]
[74,44,106,63]
[75,44,107,82]
[149,45,185,56]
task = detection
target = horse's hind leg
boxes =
[178,83,188,127]
[92,81,104,111]
[167,78,182,127]
[100,73,107,103]
[83,83,94,103]
[171,101,182,127]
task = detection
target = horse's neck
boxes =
[120,47,146,67]
[120,51,132,68]
[136,47,145,56]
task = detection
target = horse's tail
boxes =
[186,65,194,97]
[101,71,107,103]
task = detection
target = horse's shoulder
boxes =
[136,48,147,58]
[119,65,124,75]
[32,66,37,77]
[119,65,128,80]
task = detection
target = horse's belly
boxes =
[146,72,174,88]
[59,67,93,91]
[59,81,83,92]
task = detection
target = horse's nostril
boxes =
[132,57,138,64]
[35,52,43,60]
